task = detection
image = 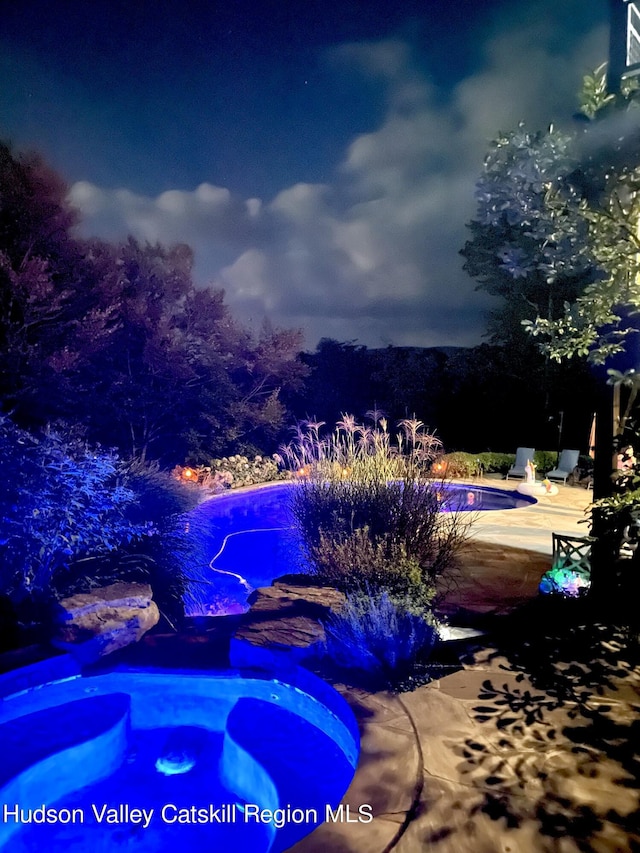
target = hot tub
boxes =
[0,664,359,852]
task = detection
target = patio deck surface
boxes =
[293,479,640,853]
[439,476,591,617]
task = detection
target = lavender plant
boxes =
[323,587,439,687]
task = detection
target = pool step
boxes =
[0,694,131,848]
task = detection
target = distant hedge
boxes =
[433,450,562,478]
[476,452,516,474]
[432,452,483,478]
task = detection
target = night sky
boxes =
[1,0,609,349]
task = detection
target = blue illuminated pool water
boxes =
[184,481,535,616]
[0,666,359,853]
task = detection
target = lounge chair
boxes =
[546,449,580,484]
[506,447,535,479]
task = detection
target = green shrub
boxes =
[432,451,481,479]
[475,452,515,474]
[534,450,558,474]
[323,588,439,688]
[310,527,437,610]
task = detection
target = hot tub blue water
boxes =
[0,666,359,853]
[184,481,536,616]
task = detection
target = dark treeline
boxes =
[0,140,597,465]
[284,338,597,455]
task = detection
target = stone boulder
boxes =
[230,580,345,669]
[52,582,160,664]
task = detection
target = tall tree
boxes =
[462,67,640,598]
[464,70,640,366]
[65,239,307,463]
[0,141,307,463]
[0,142,111,424]
[461,111,602,424]
[289,339,382,427]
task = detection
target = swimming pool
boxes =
[0,665,359,853]
[184,481,535,616]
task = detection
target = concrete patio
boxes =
[439,476,592,617]
[293,480,640,853]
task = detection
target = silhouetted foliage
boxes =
[0,142,104,425]
[0,141,307,464]
[288,338,595,455]
[289,339,378,426]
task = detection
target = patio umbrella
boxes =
[589,412,596,459]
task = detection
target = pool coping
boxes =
[290,686,425,853]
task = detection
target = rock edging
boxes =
[230,580,346,668]
[52,582,160,663]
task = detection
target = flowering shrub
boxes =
[173,454,286,494]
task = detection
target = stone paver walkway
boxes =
[469,476,592,554]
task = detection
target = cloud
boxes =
[69,3,608,350]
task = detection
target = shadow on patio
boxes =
[402,595,640,852]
